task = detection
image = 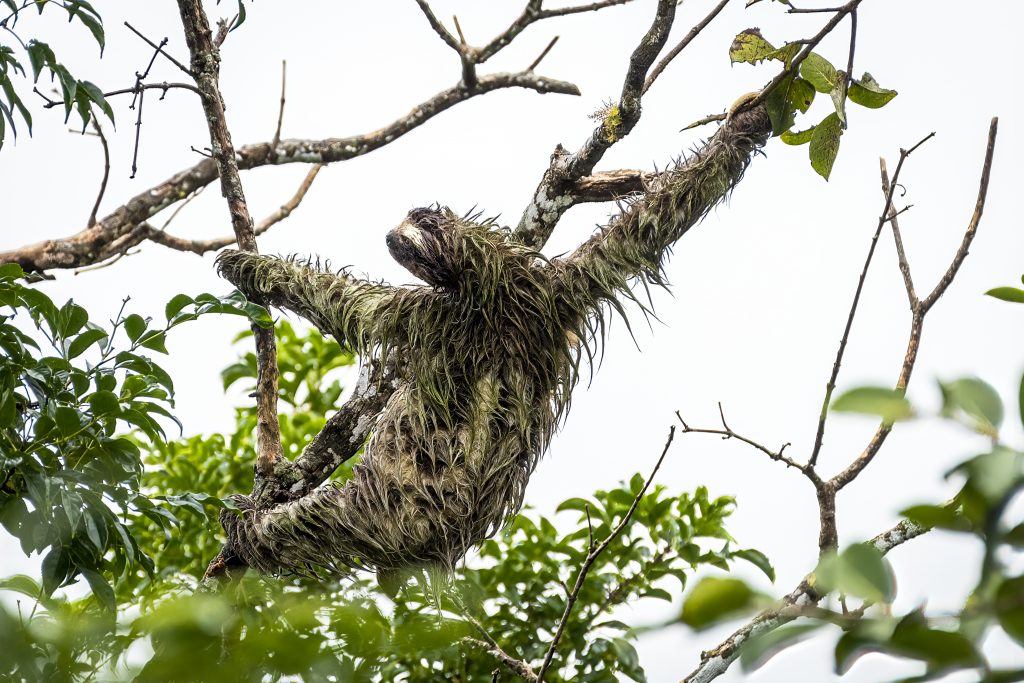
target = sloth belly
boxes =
[354,374,536,567]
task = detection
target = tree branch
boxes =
[175,0,283,480]
[805,131,935,472]
[514,0,678,249]
[1,71,579,273]
[681,518,927,683]
[676,407,819,484]
[830,118,998,492]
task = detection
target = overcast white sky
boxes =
[2,1,1023,681]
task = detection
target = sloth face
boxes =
[386,206,456,288]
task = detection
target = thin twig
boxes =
[129,88,144,179]
[643,0,732,94]
[537,425,676,682]
[41,82,199,109]
[880,160,916,306]
[805,132,934,470]
[829,118,998,491]
[124,22,192,75]
[676,408,818,484]
[527,35,559,72]
[148,164,324,254]
[86,112,110,228]
[271,61,286,150]
[920,119,997,312]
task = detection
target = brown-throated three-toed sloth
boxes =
[215,106,770,576]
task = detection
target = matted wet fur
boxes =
[215,106,771,576]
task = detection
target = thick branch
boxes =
[176,0,283,478]
[514,0,678,249]
[1,71,579,273]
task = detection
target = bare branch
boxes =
[41,82,200,109]
[123,21,192,76]
[1,71,579,273]
[805,131,935,471]
[676,408,818,484]
[537,425,676,682]
[643,0,732,94]
[141,164,324,256]
[830,118,998,491]
[85,113,110,229]
[880,158,916,306]
[271,61,286,152]
[476,0,635,64]
[921,118,997,312]
[464,638,538,682]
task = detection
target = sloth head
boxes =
[386,206,527,292]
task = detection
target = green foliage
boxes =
[727,26,897,180]
[1,300,766,681]
[0,264,270,607]
[831,385,913,423]
[0,0,111,148]
[986,273,1024,304]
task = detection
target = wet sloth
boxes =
[216,107,771,576]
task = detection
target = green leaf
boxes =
[729,28,777,65]
[139,331,168,354]
[789,77,815,114]
[996,575,1024,646]
[0,575,44,603]
[830,81,847,126]
[123,313,147,342]
[831,385,912,422]
[986,286,1024,304]
[54,405,82,436]
[75,11,105,53]
[67,327,108,359]
[741,623,823,672]
[766,42,802,67]
[816,543,894,604]
[81,568,115,610]
[799,52,839,93]
[165,293,195,320]
[848,73,897,109]
[900,504,970,532]
[809,112,843,181]
[88,390,120,416]
[734,548,775,582]
[781,126,815,145]
[764,74,797,136]
[0,262,25,280]
[41,545,70,595]
[939,377,1003,436]
[78,80,112,120]
[680,577,759,630]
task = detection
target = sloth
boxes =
[215,106,770,576]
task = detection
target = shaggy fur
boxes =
[216,106,771,575]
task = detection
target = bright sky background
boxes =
[2,1,1023,681]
